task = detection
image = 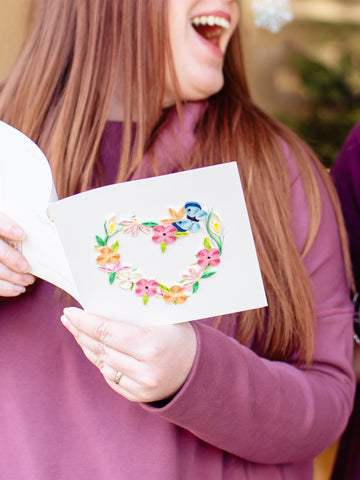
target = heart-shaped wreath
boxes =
[94,201,223,305]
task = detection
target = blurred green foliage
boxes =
[279,51,360,168]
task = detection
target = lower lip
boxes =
[193,29,224,59]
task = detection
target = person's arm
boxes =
[141,159,355,463]
[62,153,355,464]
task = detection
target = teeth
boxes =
[191,15,230,30]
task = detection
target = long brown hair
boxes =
[0,0,353,364]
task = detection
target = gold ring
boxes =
[114,371,123,385]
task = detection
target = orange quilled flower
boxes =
[163,285,187,305]
[161,206,185,224]
[96,246,120,266]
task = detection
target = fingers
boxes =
[61,307,147,360]
[60,309,146,382]
[0,213,35,296]
[0,212,25,241]
[0,274,35,297]
[0,236,29,273]
[0,279,25,296]
[61,312,150,401]
[61,307,197,402]
[0,212,29,274]
[81,345,141,402]
[0,261,34,285]
[65,322,140,377]
[0,245,35,296]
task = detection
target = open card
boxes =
[0,120,267,326]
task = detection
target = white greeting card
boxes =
[0,121,79,299]
[0,120,267,325]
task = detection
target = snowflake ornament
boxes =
[251,0,293,33]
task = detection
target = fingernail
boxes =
[60,314,70,328]
[61,314,78,337]
[26,275,36,284]
[14,285,26,294]
[10,226,24,239]
[16,258,29,273]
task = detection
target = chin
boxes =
[184,77,225,102]
[163,75,224,106]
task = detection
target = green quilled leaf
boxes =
[204,238,212,250]
[142,222,158,227]
[109,272,116,284]
[160,241,167,253]
[201,271,216,279]
[111,241,119,253]
[143,294,149,305]
[174,232,189,237]
[192,281,199,294]
[158,283,171,293]
[96,235,106,246]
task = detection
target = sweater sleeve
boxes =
[331,122,360,291]
[142,153,355,464]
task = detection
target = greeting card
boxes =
[0,120,267,325]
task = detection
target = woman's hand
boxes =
[0,212,35,296]
[61,307,197,403]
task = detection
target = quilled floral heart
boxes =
[94,201,223,305]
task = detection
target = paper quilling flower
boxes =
[94,202,224,306]
[152,225,177,247]
[251,0,293,33]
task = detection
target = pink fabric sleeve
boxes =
[142,152,355,464]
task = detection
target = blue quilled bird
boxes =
[173,201,208,232]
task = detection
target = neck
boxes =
[107,93,125,121]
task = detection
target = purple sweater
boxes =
[0,120,355,479]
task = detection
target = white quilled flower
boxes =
[105,215,118,236]
[117,267,142,290]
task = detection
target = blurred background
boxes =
[243,0,360,169]
[0,1,359,478]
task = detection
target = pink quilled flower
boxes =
[182,266,205,291]
[98,261,122,273]
[152,225,177,245]
[121,219,151,237]
[135,279,159,297]
[197,248,221,267]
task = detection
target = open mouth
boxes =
[191,15,230,47]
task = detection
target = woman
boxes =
[0,1,355,478]
[331,122,360,479]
